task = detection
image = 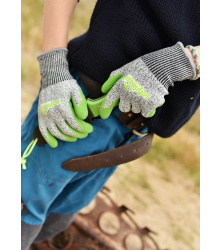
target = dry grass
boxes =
[22,1,200,249]
[106,117,200,249]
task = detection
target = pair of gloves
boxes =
[38,42,195,148]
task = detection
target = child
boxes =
[21,0,200,249]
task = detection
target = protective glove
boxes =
[37,48,93,148]
[100,42,196,119]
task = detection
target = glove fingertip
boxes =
[100,107,111,119]
[88,124,93,133]
[46,130,58,148]
[78,133,88,139]
[80,109,89,120]
[147,109,156,118]
[87,123,93,133]
[64,135,77,143]
[101,74,123,93]
[75,106,88,120]
[71,95,88,120]
[79,122,93,134]
[100,97,119,119]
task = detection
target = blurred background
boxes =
[21,0,200,249]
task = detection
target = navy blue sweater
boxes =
[68,0,200,138]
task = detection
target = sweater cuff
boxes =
[141,42,196,89]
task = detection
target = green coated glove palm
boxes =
[100,42,195,119]
[100,75,157,118]
[38,48,93,148]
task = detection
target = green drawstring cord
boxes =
[21,138,38,170]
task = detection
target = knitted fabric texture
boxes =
[68,0,200,138]
[141,42,196,89]
[100,42,195,119]
[38,48,73,89]
[37,48,92,148]
[101,60,166,118]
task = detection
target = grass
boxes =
[22,1,200,249]
[172,226,196,250]
[145,120,200,192]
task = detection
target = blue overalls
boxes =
[21,67,148,226]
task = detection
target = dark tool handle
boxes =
[33,126,47,146]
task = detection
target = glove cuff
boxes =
[141,42,196,89]
[37,48,73,89]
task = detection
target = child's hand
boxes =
[100,42,196,119]
[37,48,93,148]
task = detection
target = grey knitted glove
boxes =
[38,48,93,148]
[100,42,196,119]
